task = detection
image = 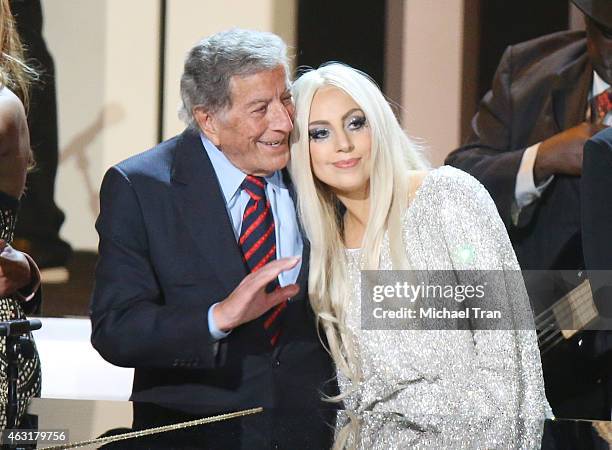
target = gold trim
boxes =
[41,406,264,449]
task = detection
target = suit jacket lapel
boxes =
[171,129,247,295]
[551,52,591,131]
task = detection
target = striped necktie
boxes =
[239,175,286,345]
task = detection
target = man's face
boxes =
[203,65,295,176]
[587,17,612,85]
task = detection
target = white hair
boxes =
[179,28,289,128]
[289,63,429,396]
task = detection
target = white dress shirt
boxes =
[200,133,303,339]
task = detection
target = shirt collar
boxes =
[200,133,285,205]
[592,71,610,98]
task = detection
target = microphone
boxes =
[0,318,42,336]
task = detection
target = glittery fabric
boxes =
[333,411,545,449]
[336,166,549,448]
[0,192,41,426]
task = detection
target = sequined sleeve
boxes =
[425,167,549,420]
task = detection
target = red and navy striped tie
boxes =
[239,175,286,345]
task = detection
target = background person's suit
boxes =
[446,30,608,418]
[90,128,336,411]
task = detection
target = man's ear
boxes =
[194,108,222,146]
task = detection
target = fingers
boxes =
[250,257,301,289]
[0,239,6,252]
[266,256,301,273]
[267,283,300,307]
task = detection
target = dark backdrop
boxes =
[296,0,387,89]
[477,0,569,100]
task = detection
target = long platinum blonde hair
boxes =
[289,63,429,392]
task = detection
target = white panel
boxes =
[34,318,133,401]
[42,0,106,250]
[402,0,464,166]
[102,0,160,169]
[42,0,159,250]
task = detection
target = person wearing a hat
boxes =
[446,0,612,420]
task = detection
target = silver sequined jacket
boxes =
[336,166,549,448]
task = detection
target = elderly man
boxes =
[446,0,612,419]
[90,29,336,411]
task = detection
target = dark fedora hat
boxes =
[572,0,612,29]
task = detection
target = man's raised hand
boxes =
[213,257,300,332]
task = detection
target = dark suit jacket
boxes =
[583,127,612,272]
[90,128,336,411]
[445,31,610,419]
[582,127,612,381]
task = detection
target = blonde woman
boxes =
[0,0,42,425]
[289,63,549,444]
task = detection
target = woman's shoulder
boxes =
[425,165,484,189]
[0,87,30,198]
[0,88,27,132]
[410,166,488,204]
[0,88,29,153]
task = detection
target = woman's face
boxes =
[307,86,372,198]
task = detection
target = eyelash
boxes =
[308,116,367,141]
[308,128,329,140]
[348,116,367,130]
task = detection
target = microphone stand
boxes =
[0,319,41,430]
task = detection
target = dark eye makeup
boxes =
[308,128,330,140]
[347,115,367,130]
